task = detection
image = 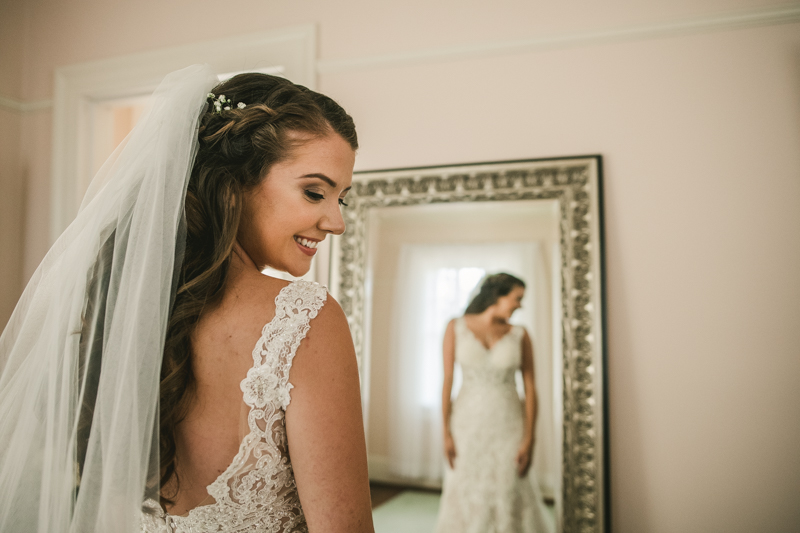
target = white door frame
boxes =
[50,25,316,242]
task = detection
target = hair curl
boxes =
[157,73,357,505]
[464,273,525,315]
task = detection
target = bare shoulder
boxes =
[241,273,292,308]
[286,289,359,406]
[444,317,457,337]
[293,291,353,370]
[518,326,534,363]
[193,273,293,380]
[308,286,344,321]
[517,326,533,346]
[287,289,356,401]
[283,291,372,531]
[216,270,290,313]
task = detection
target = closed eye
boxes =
[304,190,324,202]
[305,189,349,207]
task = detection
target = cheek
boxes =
[240,197,279,260]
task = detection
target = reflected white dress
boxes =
[435,317,551,533]
[140,280,327,533]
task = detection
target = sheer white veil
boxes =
[0,65,218,532]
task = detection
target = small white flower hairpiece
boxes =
[207,92,246,115]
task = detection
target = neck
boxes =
[229,241,260,277]
[475,307,507,326]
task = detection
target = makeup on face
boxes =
[238,134,356,277]
[293,235,320,256]
[497,286,525,319]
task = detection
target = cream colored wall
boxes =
[0,108,24,327]
[0,2,23,100]
[0,0,25,327]
[1,1,799,531]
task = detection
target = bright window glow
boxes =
[418,267,485,407]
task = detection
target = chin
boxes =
[286,262,312,278]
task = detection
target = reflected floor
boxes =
[371,487,556,533]
[372,491,440,533]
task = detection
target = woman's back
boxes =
[166,267,289,514]
[143,267,328,531]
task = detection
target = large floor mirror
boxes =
[330,157,608,533]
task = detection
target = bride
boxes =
[0,65,374,532]
[436,273,552,533]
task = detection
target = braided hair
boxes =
[464,273,526,315]
[157,73,357,504]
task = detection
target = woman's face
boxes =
[494,285,525,320]
[238,132,355,277]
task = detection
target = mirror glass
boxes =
[365,200,561,531]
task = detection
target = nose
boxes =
[319,200,346,235]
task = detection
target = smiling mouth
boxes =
[294,236,321,249]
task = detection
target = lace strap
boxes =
[241,280,328,410]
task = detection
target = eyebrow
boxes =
[301,173,352,192]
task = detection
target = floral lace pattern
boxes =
[435,318,551,533]
[141,280,327,533]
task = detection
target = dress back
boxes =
[141,280,327,533]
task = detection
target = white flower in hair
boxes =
[208,92,246,115]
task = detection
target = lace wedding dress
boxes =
[435,317,552,533]
[140,280,327,533]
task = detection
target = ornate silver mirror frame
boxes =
[330,156,608,533]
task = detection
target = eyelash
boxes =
[304,190,348,207]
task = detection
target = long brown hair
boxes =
[158,73,357,504]
[464,273,525,315]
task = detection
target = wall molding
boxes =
[4,3,798,112]
[50,25,316,242]
[317,3,800,74]
[0,94,52,113]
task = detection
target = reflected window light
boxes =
[418,267,485,407]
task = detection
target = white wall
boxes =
[1,1,799,531]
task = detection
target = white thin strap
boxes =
[240,280,327,411]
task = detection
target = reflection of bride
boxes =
[435,273,552,533]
